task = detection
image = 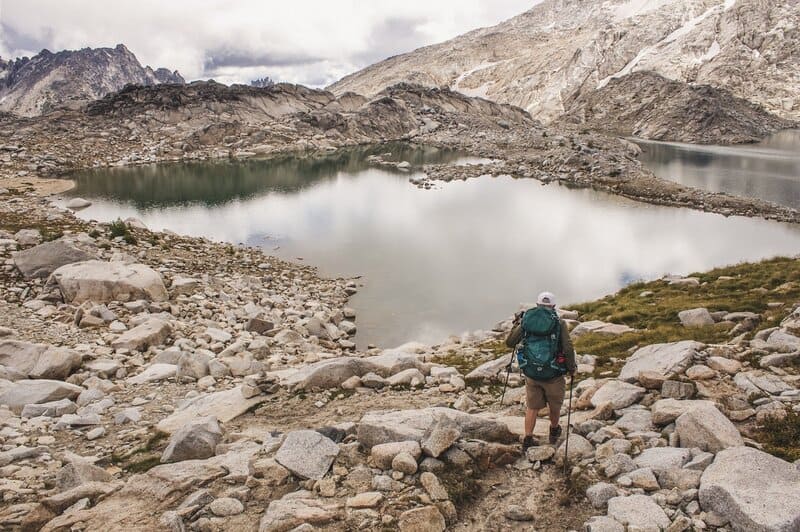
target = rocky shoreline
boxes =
[2,82,799,226]
[0,80,798,531]
[0,177,798,530]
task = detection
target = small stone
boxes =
[662,380,695,400]
[420,472,449,501]
[161,416,223,463]
[274,430,339,480]
[208,497,244,517]
[398,505,446,532]
[504,504,534,521]
[370,441,422,470]
[392,452,419,474]
[686,365,715,380]
[526,446,555,462]
[421,415,461,458]
[86,427,105,440]
[114,407,141,425]
[678,308,715,327]
[346,491,383,508]
[66,198,92,210]
[586,482,619,509]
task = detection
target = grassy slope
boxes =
[569,256,800,374]
[463,256,800,460]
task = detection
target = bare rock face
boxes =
[0,44,183,117]
[49,260,168,303]
[329,0,800,126]
[561,71,795,144]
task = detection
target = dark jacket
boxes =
[505,310,577,373]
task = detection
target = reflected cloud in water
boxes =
[637,130,800,209]
[61,146,800,348]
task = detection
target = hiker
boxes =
[505,291,576,450]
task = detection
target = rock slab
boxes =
[50,260,168,303]
[675,403,744,453]
[618,340,701,382]
[607,494,670,530]
[13,239,95,279]
[700,447,800,532]
[275,430,339,480]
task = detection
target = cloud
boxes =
[0,0,536,86]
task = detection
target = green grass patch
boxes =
[108,218,137,244]
[757,410,800,462]
[109,431,168,473]
[41,228,64,242]
[564,256,800,364]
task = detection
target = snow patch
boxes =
[597,47,654,88]
[598,0,730,88]
[697,40,721,63]
[612,0,671,21]
[450,60,509,98]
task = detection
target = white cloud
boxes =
[0,0,536,86]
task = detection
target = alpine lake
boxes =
[60,135,800,348]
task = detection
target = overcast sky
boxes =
[0,1,534,87]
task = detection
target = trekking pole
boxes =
[563,374,574,477]
[499,350,515,405]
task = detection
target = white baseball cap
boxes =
[536,291,556,307]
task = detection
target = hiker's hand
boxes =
[513,311,523,323]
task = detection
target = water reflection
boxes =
[637,130,800,209]
[70,143,472,209]
[63,145,800,348]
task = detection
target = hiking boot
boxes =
[548,425,562,444]
[522,435,539,451]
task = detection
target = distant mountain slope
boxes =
[561,71,796,143]
[0,44,184,116]
[329,0,799,123]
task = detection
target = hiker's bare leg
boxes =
[525,407,539,436]
[548,404,560,428]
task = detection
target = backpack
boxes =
[516,306,566,381]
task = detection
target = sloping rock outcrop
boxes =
[561,71,795,144]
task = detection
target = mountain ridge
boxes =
[0,44,184,117]
[329,0,800,124]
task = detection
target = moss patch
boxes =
[565,257,800,365]
[438,462,481,506]
[757,410,800,462]
[108,431,168,473]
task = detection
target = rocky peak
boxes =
[0,44,185,117]
[329,0,800,123]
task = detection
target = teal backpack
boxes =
[516,306,566,381]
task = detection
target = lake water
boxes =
[62,143,800,348]
[637,129,800,209]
